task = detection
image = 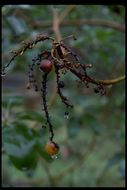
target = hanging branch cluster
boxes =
[1,33,116,141]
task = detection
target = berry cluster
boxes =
[2,34,106,155]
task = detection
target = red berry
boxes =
[45,141,59,155]
[40,60,53,73]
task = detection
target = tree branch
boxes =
[48,6,62,108]
[67,65,125,86]
[32,19,125,32]
[51,6,62,41]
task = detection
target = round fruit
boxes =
[45,141,59,155]
[58,81,64,88]
[40,60,53,73]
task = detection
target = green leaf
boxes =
[83,114,103,134]
[2,96,24,108]
[2,123,37,156]
[2,121,54,169]
[9,150,37,171]
[15,111,44,123]
[2,123,39,170]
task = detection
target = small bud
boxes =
[26,82,31,89]
[58,81,64,88]
[64,112,69,119]
[20,51,24,55]
[86,64,93,68]
[94,88,99,93]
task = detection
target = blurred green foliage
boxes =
[2,5,125,187]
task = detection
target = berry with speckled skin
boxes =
[45,141,59,155]
[40,60,53,73]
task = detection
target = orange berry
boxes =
[45,141,59,155]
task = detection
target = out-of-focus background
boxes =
[2,5,125,187]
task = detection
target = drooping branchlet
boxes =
[41,73,54,141]
[2,34,106,141]
[54,63,73,109]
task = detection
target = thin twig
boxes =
[51,6,62,41]
[48,6,62,109]
[10,6,125,32]
[97,75,125,85]
[63,62,125,87]
[59,5,76,24]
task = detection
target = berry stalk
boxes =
[41,73,54,141]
